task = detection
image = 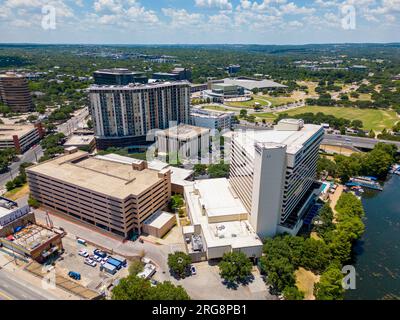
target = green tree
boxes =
[128,260,144,276]
[148,281,190,300]
[208,162,230,178]
[239,109,247,118]
[0,104,11,117]
[283,286,305,300]
[28,197,40,209]
[5,180,15,191]
[167,251,192,278]
[301,238,332,273]
[326,231,353,264]
[317,156,337,177]
[313,203,335,239]
[218,251,253,284]
[193,164,207,176]
[260,256,296,292]
[170,194,184,212]
[314,265,344,300]
[351,120,363,129]
[368,130,376,138]
[112,275,151,300]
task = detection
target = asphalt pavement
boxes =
[0,145,43,190]
[0,268,60,300]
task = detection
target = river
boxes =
[345,175,400,300]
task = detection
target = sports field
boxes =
[256,106,399,131]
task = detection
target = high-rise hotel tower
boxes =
[89,81,191,149]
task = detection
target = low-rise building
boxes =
[0,224,63,263]
[222,77,287,91]
[0,123,45,154]
[27,149,172,239]
[190,83,208,94]
[184,178,263,261]
[156,124,210,162]
[191,108,234,130]
[142,211,176,238]
[202,83,250,103]
[0,197,33,237]
[63,134,95,152]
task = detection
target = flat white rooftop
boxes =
[143,211,175,229]
[184,178,262,249]
[233,123,322,156]
[223,78,287,90]
[158,124,210,140]
[193,178,247,218]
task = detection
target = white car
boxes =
[84,258,97,267]
[78,249,89,258]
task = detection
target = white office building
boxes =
[191,108,234,130]
[156,124,210,163]
[184,178,263,261]
[230,119,324,238]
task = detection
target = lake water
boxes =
[345,175,400,300]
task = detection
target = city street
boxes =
[0,144,43,190]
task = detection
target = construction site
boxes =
[0,224,64,263]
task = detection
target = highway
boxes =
[0,268,59,300]
[323,134,400,150]
[0,144,43,190]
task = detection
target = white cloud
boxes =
[162,8,204,28]
[195,0,233,10]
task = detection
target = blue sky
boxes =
[0,0,399,44]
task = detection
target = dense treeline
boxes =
[275,112,360,132]
[318,143,398,182]
[260,193,366,300]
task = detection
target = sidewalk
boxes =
[0,253,79,300]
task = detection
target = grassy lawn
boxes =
[260,95,297,107]
[295,267,320,300]
[201,105,233,112]
[254,113,277,120]
[297,81,318,97]
[357,93,372,101]
[226,98,268,109]
[259,106,399,131]
[4,184,30,201]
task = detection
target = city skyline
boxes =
[0,0,399,45]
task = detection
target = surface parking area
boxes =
[55,235,128,292]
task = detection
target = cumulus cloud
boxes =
[195,0,233,10]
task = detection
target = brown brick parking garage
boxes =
[26,149,172,239]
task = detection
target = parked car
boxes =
[190,266,197,275]
[84,258,97,267]
[78,249,89,258]
[95,256,102,263]
[94,249,107,259]
[68,271,81,280]
[77,238,87,246]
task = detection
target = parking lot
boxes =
[55,235,129,292]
